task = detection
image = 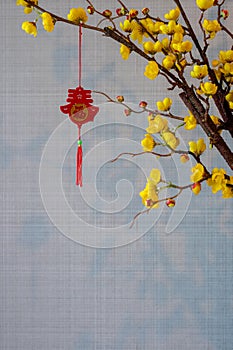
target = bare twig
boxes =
[110,151,172,163]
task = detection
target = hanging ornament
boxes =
[60,24,99,186]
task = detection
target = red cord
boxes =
[76,126,82,186]
[78,24,82,87]
[76,26,83,186]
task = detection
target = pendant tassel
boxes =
[76,126,82,186]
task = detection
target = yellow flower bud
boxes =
[144,61,159,80]
[141,134,156,151]
[219,50,233,63]
[140,181,159,208]
[120,19,133,32]
[202,19,221,39]
[161,38,170,51]
[146,115,168,134]
[184,113,197,130]
[191,182,202,195]
[172,32,183,44]
[196,0,214,11]
[162,131,180,149]
[210,115,221,126]
[222,176,233,198]
[162,55,176,70]
[190,163,205,183]
[156,97,172,111]
[67,8,88,24]
[207,168,227,194]
[120,44,130,60]
[164,7,180,21]
[190,65,208,79]
[160,20,183,35]
[189,138,206,156]
[180,154,190,163]
[149,169,161,185]
[22,21,37,37]
[143,41,157,55]
[41,12,55,32]
[226,91,233,109]
[172,41,192,53]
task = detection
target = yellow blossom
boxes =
[22,21,37,37]
[202,19,221,39]
[172,41,192,53]
[184,112,197,130]
[154,41,163,53]
[149,169,161,185]
[160,20,184,35]
[146,114,168,134]
[141,134,156,151]
[226,91,233,109]
[140,181,159,208]
[67,8,88,24]
[171,32,184,44]
[189,138,206,156]
[16,0,28,5]
[197,82,218,96]
[156,97,172,111]
[219,50,233,63]
[210,115,221,127]
[120,44,130,60]
[144,61,159,80]
[161,38,170,51]
[164,7,180,21]
[130,19,151,44]
[16,0,38,14]
[162,55,176,70]
[162,131,180,149]
[190,64,208,79]
[143,41,162,55]
[207,168,227,193]
[176,58,187,71]
[220,62,233,82]
[41,12,55,32]
[190,163,205,183]
[120,19,133,33]
[196,0,214,11]
[222,176,233,198]
[140,169,161,208]
[147,21,163,35]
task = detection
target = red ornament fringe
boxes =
[76,139,82,186]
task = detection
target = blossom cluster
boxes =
[17,2,88,37]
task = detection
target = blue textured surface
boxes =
[1,1,233,349]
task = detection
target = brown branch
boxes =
[173,0,233,128]
[93,90,184,121]
[110,151,172,163]
[180,89,233,170]
[221,23,233,39]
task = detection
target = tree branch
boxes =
[180,90,233,170]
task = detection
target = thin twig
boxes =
[93,90,184,121]
[110,151,172,163]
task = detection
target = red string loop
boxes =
[78,24,82,87]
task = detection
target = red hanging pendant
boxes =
[60,25,99,186]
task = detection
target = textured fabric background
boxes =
[1,1,233,349]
